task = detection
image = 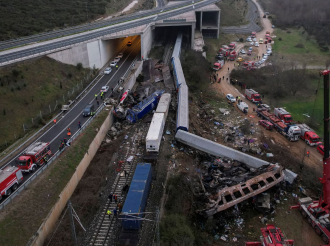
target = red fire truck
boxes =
[17,142,52,173]
[245,89,262,103]
[0,166,23,199]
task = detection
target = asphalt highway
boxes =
[0,38,141,205]
[0,0,219,64]
[0,0,190,51]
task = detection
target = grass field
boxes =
[217,0,249,27]
[273,28,330,66]
[0,57,91,152]
[0,110,109,246]
[282,73,325,137]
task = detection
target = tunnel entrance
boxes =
[153,26,192,49]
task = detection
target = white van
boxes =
[237,102,249,113]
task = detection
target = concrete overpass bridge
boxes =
[0,0,221,68]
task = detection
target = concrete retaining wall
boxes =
[124,61,143,91]
[31,110,114,246]
[141,25,153,59]
[48,38,124,69]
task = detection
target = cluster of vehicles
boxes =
[213,43,237,70]
[0,142,52,200]
[226,87,323,147]
[104,52,124,75]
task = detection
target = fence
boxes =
[0,103,107,213]
[28,106,114,246]
[0,69,102,166]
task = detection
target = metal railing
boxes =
[0,103,106,211]
[0,70,103,168]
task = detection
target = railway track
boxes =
[88,123,145,245]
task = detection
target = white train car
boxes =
[146,113,166,153]
[177,83,189,132]
[156,93,171,119]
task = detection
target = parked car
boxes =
[247,50,252,56]
[83,104,95,117]
[248,47,253,51]
[260,59,266,63]
[246,37,252,42]
[259,120,274,130]
[253,38,257,42]
[259,38,263,44]
[272,25,275,28]
[114,56,121,62]
[267,50,272,55]
[250,41,254,46]
[104,67,112,74]
[117,53,124,58]
[226,94,236,103]
[100,86,109,93]
[255,42,259,47]
[317,145,330,156]
[127,41,132,46]
[110,61,117,67]
[237,57,244,62]
[240,49,246,54]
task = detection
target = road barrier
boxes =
[27,106,113,246]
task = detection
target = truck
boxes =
[0,166,23,199]
[17,142,52,173]
[297,123,322,146]
[256,109,301,141]
[229,42,236,50]
[213,60,224,71]
[237,102,249,113]
[274,107,293,124]
[219,48,230,57]
[146,113,165,153]
[245,89,262,103]
[121,163,152,230]
[229,51,237,61]
[126,90,164,123]
[242,61,255,69]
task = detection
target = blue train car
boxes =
[172,57,186,89]
[177,84,189,132]
[121,163,153,230]
[126,90,164,123]
[172,32,182,59]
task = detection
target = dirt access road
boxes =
[211,1,322,175]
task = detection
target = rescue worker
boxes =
[107,210,112,220]
[64,138,67,145]
[116,65,119,70]
[44,156,48,163]
[67,127,71,136]
[118,203,122,213]
[307,150,310,157]
[53,119,57,125]
[113,208,117,218]
[114,194,118,203]
[101,92,104,99]
[109,193,113,202]
[95,94,98,100]
[97,100,99,106]
[78,121,81,129]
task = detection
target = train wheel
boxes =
[301,210,307,218]
[6,188,12,196]
[12,184,18,191]
[315,226,322,235]
[307,218,312,225]
[322,234,329,244]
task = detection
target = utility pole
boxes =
[68,201,78,246]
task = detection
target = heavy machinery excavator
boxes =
[289,70,330,245]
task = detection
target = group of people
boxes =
[107,193,123,219]
[58,138,70,151]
